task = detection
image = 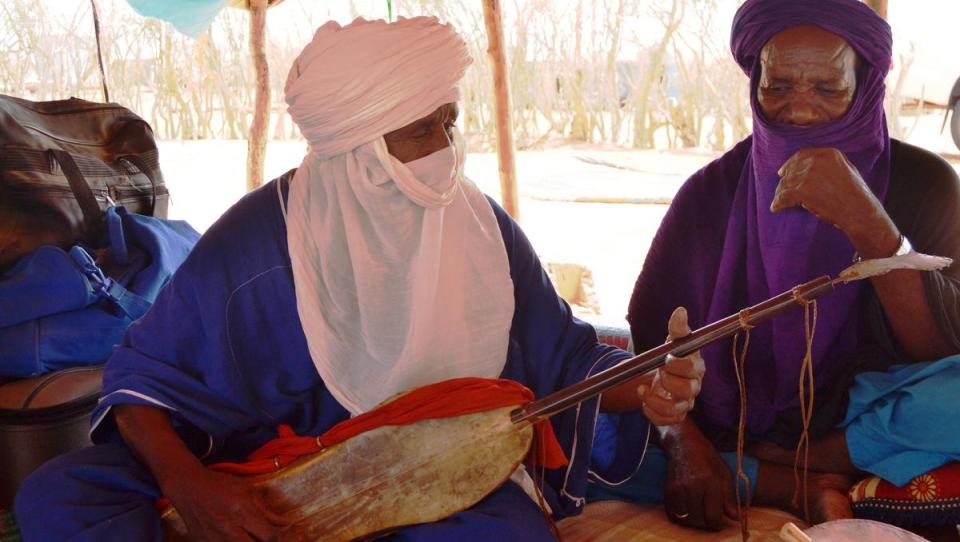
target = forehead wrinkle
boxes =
[759,26,857,82]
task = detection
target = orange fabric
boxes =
[209,377,568,475]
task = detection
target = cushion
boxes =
[850,462,960,527]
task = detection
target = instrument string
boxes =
[732,329,752,542]
[530,437,561,539]
[791,300,818,523]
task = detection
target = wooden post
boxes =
[866,0,888,19]
[247,0,270,192]
[482,0,520,220]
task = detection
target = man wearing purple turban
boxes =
[590,0,960,530]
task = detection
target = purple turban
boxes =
[628,0,893,440]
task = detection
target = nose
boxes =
[780,100,823,127]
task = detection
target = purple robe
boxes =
[628,0,893,441]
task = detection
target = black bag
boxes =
[0,366,103,507]
[0,94,169,271]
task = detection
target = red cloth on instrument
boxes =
[209,377,568,475]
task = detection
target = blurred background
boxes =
[2,0,958,325]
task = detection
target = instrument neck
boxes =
[510,275,834,425]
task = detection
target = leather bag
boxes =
[0,94,169,272]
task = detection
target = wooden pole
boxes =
[247,0,270,192]
[866,0,888,19]
[481,0,520,220]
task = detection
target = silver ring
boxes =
[675,512,690,519]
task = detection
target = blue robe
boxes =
[15,175,648,541]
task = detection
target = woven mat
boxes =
[558,501,805,542]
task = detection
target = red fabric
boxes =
[209,377,568,475]
[850,462,960,503]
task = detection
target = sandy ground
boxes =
[158,113,960,329]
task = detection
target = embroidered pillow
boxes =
[850,462,960,527]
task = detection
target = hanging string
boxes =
[90,0,110,103]
[732,330,752,542]
[792,299,818,523]
[530,434,561,539]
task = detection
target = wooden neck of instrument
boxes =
[511,275,834,425]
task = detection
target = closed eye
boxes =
[763,85,790,94]
[816,86,845,96]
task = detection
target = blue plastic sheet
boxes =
[126,0,230,38]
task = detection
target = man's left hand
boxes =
[639,307,705,426]
[770,147,899,253]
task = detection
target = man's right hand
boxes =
[660,419,739,531]
[114,405,287,541]
[162,466,285,542]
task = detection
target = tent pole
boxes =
[247,0,270,191]
[482,0,520,220]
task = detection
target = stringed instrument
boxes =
[161,253,951,541]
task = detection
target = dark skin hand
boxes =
[115,405,287,542]
[386,103,708,423]
[662,26,950,531]
[660,418,738,530]
[113,106,467,542]
[114,105,704,539]
[762,26,951,361]
[749,431,859,476]
[600,307,705,426]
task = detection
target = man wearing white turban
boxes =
[15,17,703,542]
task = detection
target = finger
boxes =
[242,517,278,542]
[642,404,681,427]
[776,151,803,178]
[658,369,701,401]
[770,184,802,213]
[686,486,707,529]
[635,370,659,401]
[242,505,280,542]
[252,488,290,527]
[258,506,289,527]
[667,307,691,340]
[703,484,724,531]
[644,387,690,415]
[663,352,705,380]
[724,479,741,521]
[778,149,817,177]
[642,395,689,426]
[665,484,690,524]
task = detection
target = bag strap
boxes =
[50,149,102,238]
[69,246,152,320]
[120,154,159,216]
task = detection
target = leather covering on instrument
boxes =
[160,378,564,541]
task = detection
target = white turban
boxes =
[281,17,515,417]
[285,16,472,158]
